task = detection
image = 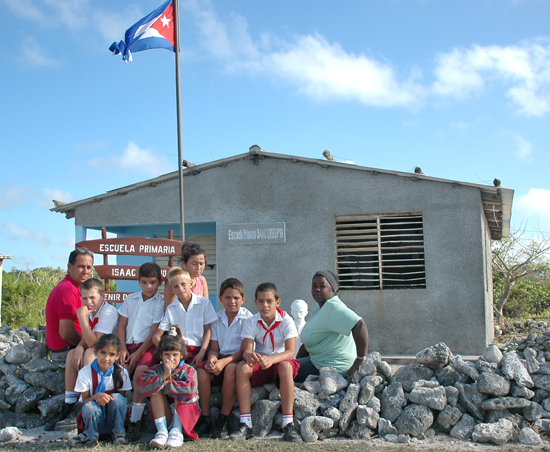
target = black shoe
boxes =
[127,420,142,442]
[194,415,213,437]
[211,414,229,439]
[229,422,253,441]
[44,402,76,431]
[282,423,302,442]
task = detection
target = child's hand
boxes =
[243,351,259,367]
[257,355,273,370]
[77,305,93,319]
[191,350,206,368]
[72,346,85,370]
[208,359,226,375]
[205,356,217,372]
[128,352,141,373]
[94,393,114,407]
[119,347,129,364]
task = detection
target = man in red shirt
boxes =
[45,247,94,363]
[44,247,94,431]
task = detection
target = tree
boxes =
[492,229,550,326]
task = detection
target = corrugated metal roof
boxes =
[50,147,513,240]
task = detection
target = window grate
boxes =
[336,214,426,290]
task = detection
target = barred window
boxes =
[336,213,426,290]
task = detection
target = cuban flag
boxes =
[109,0,175,62]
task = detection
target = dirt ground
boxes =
[4,426,550,452]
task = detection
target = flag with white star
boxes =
[109,0,175,62]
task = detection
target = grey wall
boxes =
[75,156,492,355]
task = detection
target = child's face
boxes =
[96,344,119,371]
[183,254,206,278]
[219,288,245,315]
[170,275,192,301]
[254,290,281,321]
[162,350,182,367]
[139,276,161,299]
[80,288,104,313]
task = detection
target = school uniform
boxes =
[119,291,164,367]
[158,294,217,360]
[74,363,132,441]
[86,302,119,335]
[241,308,300,386]
[197,307,253,384]
[213,307,253,356]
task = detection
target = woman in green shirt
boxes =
[295,270,369,381]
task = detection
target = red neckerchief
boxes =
[258,308,284,351]
[88,303,104,330]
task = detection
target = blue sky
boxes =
[1,0,549,271]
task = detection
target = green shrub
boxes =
[1,267,117,330]
[1,267,66,329]
[494,275,550,318]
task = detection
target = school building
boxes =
[51,146,514,355]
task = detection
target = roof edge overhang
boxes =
[51,148,514,239]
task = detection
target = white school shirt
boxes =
[241,310,298,356]
[74,363,132,395]
[86,302,119,335]
[158,293,217,347]
[118,291,165,344]
[211,307,253,356]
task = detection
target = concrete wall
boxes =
[74,155,492,355]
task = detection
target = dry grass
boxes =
[1,438,540,452]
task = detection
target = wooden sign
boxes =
[104,292,133,303]
[78,228,181,302]
[76,237,183,257]
[94,265,171,281]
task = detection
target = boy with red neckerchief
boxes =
[229,282,302,443]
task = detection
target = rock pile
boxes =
[207,342,548,445]
[2,322,550,446]
[0,325,65,430]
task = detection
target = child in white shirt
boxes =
[116,262,165,442]
[68,334,132,446]
[229,282,302,443]
[195,278,253,438]
[153,267,217,367]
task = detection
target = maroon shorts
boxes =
[127,343,159,368]
[197,355,234,386]
[185,345,200,364]
[250,359,300,387]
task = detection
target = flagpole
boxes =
[173,0,185,241]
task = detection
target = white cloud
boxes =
[0,0,46,22]
[42,0,89,29]
[450,121,469,131]
[261,35,423,107]
[1,0,88,29]
[21,37,60,68]
[514,134,533,161]
[1,221,51,245]
[0,185,76,210]
[89,141,176,177]
[515,189,550,231]
[432,39,550,116]
[516,189,550,217]
[0,186,34,209]
[183,0,424,107]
